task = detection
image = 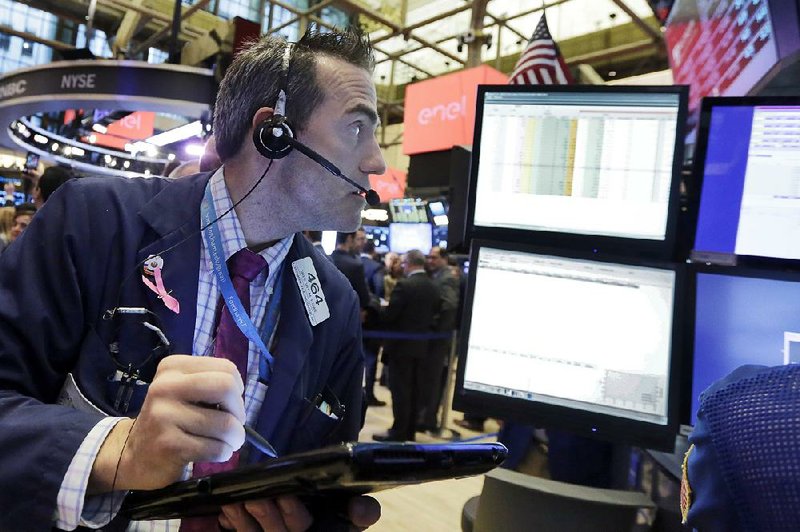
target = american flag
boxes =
[509,13,573,85]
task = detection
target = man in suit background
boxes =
[330,230,371,311]
[419,246,460,432]
[373,249,441,441]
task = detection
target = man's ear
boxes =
[251,107,276,130]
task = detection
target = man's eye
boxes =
[350,123,362,136]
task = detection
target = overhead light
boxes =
[104,154,112,164]
[146,120,202,147]
[34,134,48,144]
[92,123,108,134]
[123,160,131,169]
[109,158,117,167]
[63,146,72,156]
[88,134,97,144]
[167,153,176,161]
[144,169,151,176]
[184,143,205,157]
[71,146,85,156]
[51,142,59,151]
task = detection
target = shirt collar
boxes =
[205,167,293,286]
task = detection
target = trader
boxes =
[0,26,385,531]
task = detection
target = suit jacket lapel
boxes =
[255,234,316,442]
[134,173,211,354]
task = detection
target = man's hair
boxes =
[433,246,449,260]
[15,202,36,216]
[214,26,375,162]
[363,240,375,254]
[336,231,355,245]
[38,166,73,203]
[405,249,426,267]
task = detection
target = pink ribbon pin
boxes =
[142,260,180,314]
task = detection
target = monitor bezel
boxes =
[453,239,686,452]
[679,262,800,428]
[690,95,800,270]
[466,84,689,261]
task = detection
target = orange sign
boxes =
[107,111,155,140]
[403,65,507,155]
[369,167,407,201]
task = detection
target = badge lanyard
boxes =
[201,185,282,383]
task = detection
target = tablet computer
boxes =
[122,441,508,520]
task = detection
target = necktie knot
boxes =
[227,248,268,282]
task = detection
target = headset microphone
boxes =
[253,116,382,207]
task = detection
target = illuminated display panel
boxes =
[665,0,778,109]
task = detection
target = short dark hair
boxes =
[336,231,355,245]
[38,166,73,202]
[15,202,36,216]
[214,26,375,162]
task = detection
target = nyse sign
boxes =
[61,73,96,89]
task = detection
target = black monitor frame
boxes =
[466,84,689,260]
[679,262,800,428]
[453,239,686,452]
[690,95,800,270]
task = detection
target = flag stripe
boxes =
[509,13,573,87]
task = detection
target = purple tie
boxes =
[180,249,267,531]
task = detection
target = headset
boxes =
[251,42,381,207]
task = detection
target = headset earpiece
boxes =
[253,114,295,159]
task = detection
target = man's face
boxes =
[353,230,366,253]
[426,247,447,272]
[280,56,386,232]
[9,213,32,242]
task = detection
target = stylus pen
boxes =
[245,425,279,458]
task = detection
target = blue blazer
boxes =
[0,172,365,530]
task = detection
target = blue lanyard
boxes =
[200,185,282,383]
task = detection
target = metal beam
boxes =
[333,0,464,65]
[467,0,489,67]
[371,3,473,45]
[0,24,74,51]
[104,0,203,37]
[130,0,212,57]
[566,38,659,64]
[609,0,663,43]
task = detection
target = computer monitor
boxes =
[389,223,432,254]
[362,225,390,253]
[685,266,800,426]
[389,198,428,223]
[453,241,684,451]
[692,97,800,265]
[468,85,688,257]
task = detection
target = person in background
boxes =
[0,26,384,531]
[33,166,74,208]
[330,229,371,311]
[681,363,800,531]
[361,239,384,296]
[0,205,15,252]
[3,182,15,207]
[6,202,36,245]
[302,229,326,255]
[373,250,441,442]
[382,251,403,301]
[418,246,460,433]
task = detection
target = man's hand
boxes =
[218,495,381,531]
[88,355,247,493]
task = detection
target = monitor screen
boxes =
[454,242,683,451]
[389,198,428,223]
[469,85,687,255]
[665,0,779,110]
[24,152,39,171]
[688,268,800,425]
[389,223,432,254]
[0,176,26,205]
[362,225,390,253]
[692,97,800,264]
